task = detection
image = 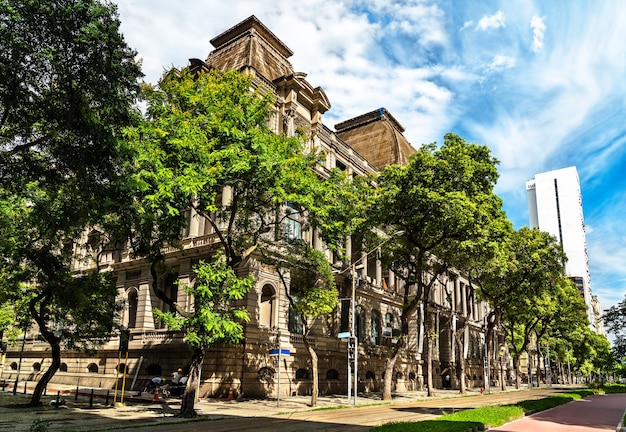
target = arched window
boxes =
[116,363,128,375]
[59,363,68,372]
[146,363,162,376]
[33,362,41,372]
[87,363,99,373]
[257,367,275,383]
[409,372,416,380]
[295,368,309,380]
[355,306,366,343]
[385,312,395,328]
[370,309,381,345]
[365,371,376,380]
[259,285,275,328]
[326,369,339,380]
[10,362,17,370]
[127,288,138,329]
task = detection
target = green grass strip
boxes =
[370,388,608,432]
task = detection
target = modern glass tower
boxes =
[526,166,596,330]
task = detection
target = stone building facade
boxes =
[1,16,498,398]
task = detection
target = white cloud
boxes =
[486,55,517,73]
[476,10,505,31]
[111,0,626,313]
[530,15,546,52]
[461,20,473,31]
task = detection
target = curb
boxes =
[617,408,626,432]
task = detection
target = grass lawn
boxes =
[370,385,625,432]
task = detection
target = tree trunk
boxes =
[29,339,61,406]
[382,301,417,401]
[454,328,466,394]
[425,313,434,397]
[500,357,505,391]
[178,346,204,418]
[382,346,400,401]
[535,350,542,387]
[303,336,318,407]
[512,355,521,389]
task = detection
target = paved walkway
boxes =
[0,380,517,431]
[0,381,602,432]
[489,392,626,432]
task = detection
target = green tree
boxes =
[490,228,572,388]
[122,68,353,416]
[271,244,338,408]
[604,295,626,358]
[455,194,513,394]
[533,276,589,385]
[0,0,142,406]
[571,329,614,383]
[260,163,371,408]
[372,133,506,399]
[154,253,252,399]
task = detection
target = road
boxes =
[113,388,566,432]
[489,392,626,432]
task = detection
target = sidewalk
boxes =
[0,380,529,432]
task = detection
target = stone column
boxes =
[461,283,468,317]
[387,269,395,290]
[137,273,155,329]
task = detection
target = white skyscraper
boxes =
[526,166,596,330]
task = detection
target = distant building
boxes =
[526,166,601,332]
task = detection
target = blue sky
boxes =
[112,1,626,320]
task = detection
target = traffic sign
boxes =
[269,348,291,356]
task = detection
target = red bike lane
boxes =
[490,393,626,431]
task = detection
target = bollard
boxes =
[12,378,18,395]
[44,385,47,396]
[75,386,79,401]
[1,380,5,391]
[89,389,94,408]
[55,391,60,409]
[23,382,27,394]
[105,389,110,406]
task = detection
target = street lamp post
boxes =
[350,263,358,407]
[344,262,363,407]
[482,314,490,394]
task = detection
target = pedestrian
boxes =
[174,374,188,397]
[172,368,182,385]
[171,368,184,396]
[149,376,165,392]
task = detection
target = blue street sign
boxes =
[269,349,291,356]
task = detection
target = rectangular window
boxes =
[288,306,304,334]
[285,202,302,241]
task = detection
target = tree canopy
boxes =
[0,0,142,406]
[122,67,364,416]
[371,133,507,398]
[604,295,626,358]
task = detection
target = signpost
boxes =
[270,347,290,407]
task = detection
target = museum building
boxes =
[1,16,497,399]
